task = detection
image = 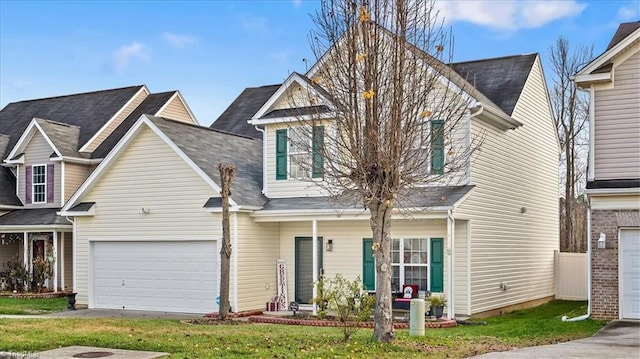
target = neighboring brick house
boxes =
[575,21,640,320]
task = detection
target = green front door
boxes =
[362,238,375,291]
[430,238,444,293]
[295,237,323,304]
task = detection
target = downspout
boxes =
[562,195,591,322]
[447,209,455,320]
[255,125,267,195]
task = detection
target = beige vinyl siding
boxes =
[453,220,470,315]
[593,49,640,180]
[64,163,91,202]
[18,132,61,208]
[73,126,220,305]
[457,56,559,315]
[82,89,149,153]
[155,95,196,123]
[278,219,447,305]
[265,123,329,198]
[271,82,314,111]
[235,214,280,312]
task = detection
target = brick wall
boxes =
[590,209,638,319]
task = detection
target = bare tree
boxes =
[549,37,592,252]
[288,0,481,342]
[217,162,236,320]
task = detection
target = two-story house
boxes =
[0,85,198,292]
[60,29,558,317]
[575,21,640,320]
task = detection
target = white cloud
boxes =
[241,14,269,33]
[111,42,149,75]
[434,0,587,31]
[162,32,198,48]
[617,3,639,21]
[292,0,302,8]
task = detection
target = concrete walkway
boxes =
[37,346,168,359]
[471,320,640,358]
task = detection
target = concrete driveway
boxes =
[472,320,640,358]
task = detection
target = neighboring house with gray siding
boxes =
[575,21,640,320]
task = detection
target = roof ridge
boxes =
[7,85,145,105]
[156,116,258,141]
[450,53,537,66]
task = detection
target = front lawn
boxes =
[0,296,68,315]
[0,300,605,358]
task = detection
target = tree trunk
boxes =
[370,200,395,343]
[218,163,235,320]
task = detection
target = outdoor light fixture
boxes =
[598,233,606,249]
[326,239,334,252]
[139,207,151,215]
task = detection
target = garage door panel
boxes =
[92,241,218,313]
[621,229,640,320]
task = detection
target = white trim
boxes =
[250,72,336,121]
[0,205,24,210]
[72,217,77,292]
[62,115,237,212]
[53,231,58,292]
[447,210,455,319]
[232,212,239,312]
[57,205,96,217]
[466,220,472,316]
[249,113,334,126]
[3,153,24,165]
[574,72,612,86]
[60,162,65,207]
[4,118,63,162]
[79,85,149,152]
[312,219,318,316]
[60,232,65,292]
[154,91,200,125]
[203,205,260,213]
[585,187,640,196]
[23,232,28,274]
[0,224,71,232]
[31,164,47,204]
[50,157,102,165]
[576,27,640,78]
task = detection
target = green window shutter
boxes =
[312,126,324,178]
[362,238,375,290]
[431,120,444,175]
[276,129,287,180]
[430,238,444,293]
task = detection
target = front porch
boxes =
[0,209,73,293]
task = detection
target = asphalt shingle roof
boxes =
[35,119,84,158]
[261,186,473,211]
[607,21,640,50]
[92,91,176,158]
[148,116,266,207]
[0,208,69,226]
[210,85,280,139]
[450,54,537,116]
[0,85,144,159]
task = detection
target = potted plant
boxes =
[428,294,447,319]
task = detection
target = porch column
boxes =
[23,232,28,271]
[447,211,455,320]
[60,232,65,292]
[312,219,318,316]
[53,231,58,292]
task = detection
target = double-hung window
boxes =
[275,126,324,180]
[32,164,46,203]
[391,238,429,292]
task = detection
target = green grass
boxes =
[0,300,605,358]
[0,296,68,314]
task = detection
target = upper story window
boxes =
[414,119,445,177]
[32,164,46,203]
[276,126,324,180]
[25,163,53,204]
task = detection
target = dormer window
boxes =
[32,165,46,203]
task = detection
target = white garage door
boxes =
[92,241,218,313]
[621,229,640,319]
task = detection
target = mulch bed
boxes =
[248,315,457,329]
[0,291,69,299]
[181,318,252,325]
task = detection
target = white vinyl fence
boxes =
[555,251,588,300]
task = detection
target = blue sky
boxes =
[1,0,638,126]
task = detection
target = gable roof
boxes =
[91,91,176,158]
[607,21,640,50]
[576,21,640,83]
[0,85,144,159]
[35,118,83,158]
[450,54,538,116]
[149,116,266,207]
[211,85,280,139]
